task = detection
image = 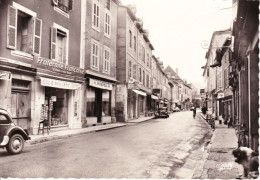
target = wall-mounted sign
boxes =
[37,57,85,77]
[217,93,224,99]
[89,78,113,91]
[40,77,81,90]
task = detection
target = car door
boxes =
[0,113,12,144]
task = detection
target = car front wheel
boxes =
[6,134,24,155]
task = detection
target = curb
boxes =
[28,124,127,145]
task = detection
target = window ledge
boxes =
[104,33,111,39]
[92,25,100,32]
[54,6,69,18]
[11,50,33,60]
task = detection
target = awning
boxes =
[133,89,147,96]
[40,77,81,90]
[151,95,159,100]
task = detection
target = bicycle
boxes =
[234,123,249,147]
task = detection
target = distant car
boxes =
[154,107,169,118]
[0,108,30,155]
[173,107,180,112]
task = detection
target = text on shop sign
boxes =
[89,78,112,90]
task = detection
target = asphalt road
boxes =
[0,111,212,178]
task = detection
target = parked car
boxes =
[0,108,30,155]
[173,107,180,112]
[154,107,169,118]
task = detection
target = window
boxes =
[129,30,132,48]
[104,11,111,37]
[106,0,110,10]
[142,46,145,62]
[146,75,149,88]
[51,24,69,63]
[53,0,73,13]
[7,4,42,56]
[134,36,136,51]
[150,77,153,88]
[147,53,149,67]
[128,61,132,78]
[103,46,110,74]
[92,0,100,31]
[139,68,142,82]
[133,64,137,79]
[91,39,99,70]
[0,114,9,124]
[143,70,145,85]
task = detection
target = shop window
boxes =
[92,0,100,31]
[102,90,111,116]
[91,39,99,70]
[104,11,111,37]
[7,4,42,56]
[139,96,144,113]
[86,87,96,117]
[51,24,69,63]
[45,87,68,126]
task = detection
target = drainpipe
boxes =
[248,57,251,148]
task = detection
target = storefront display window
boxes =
[102,90,111,116]
[45,87,68,126]
[139,96,144,114]
[86,87,96,117]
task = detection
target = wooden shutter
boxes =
[68,0,74,10]
[53,0,58,6]
[7,6,17,49]
[33,18,42,55]
[50,27,57,60]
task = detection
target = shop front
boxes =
[85,78,114,125]
[32,57,85,134]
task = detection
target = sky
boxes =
[121,0,232,89]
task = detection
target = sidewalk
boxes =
[193,113,244,179]
[28,116,155,145]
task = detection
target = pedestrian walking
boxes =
[193,107,196,119]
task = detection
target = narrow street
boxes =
[0,111,212,179]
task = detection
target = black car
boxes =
[154,107,169,118]
[0,108,30,155]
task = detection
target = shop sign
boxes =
[37,57,85,77]
[40,77,81,90]
[89,78,112,90]
[217,93,224,99]
[0,71,11,80]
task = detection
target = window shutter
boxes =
[50,27,57,60]
[53,0,58,6]
[33,18,42,55]
[7,6,17,49]
[68,0,74,10]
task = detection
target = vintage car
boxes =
[0,108,30,155]
[154,107,169,118]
